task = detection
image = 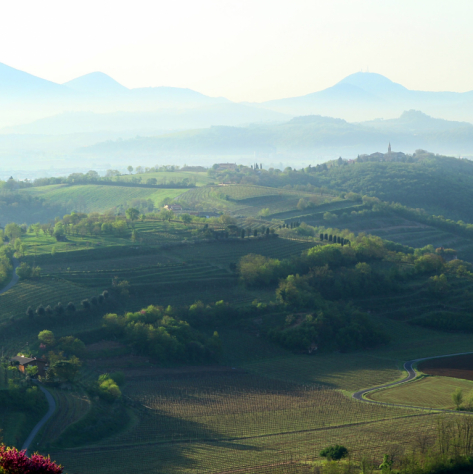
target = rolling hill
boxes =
[81,110,473,158]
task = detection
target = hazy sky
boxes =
[1,0,472,102]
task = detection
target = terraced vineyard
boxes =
[167,237,318,266]
[49,262,235,291]
[37,389,91,447]
[176,185,341,218]
[0,279,96,324]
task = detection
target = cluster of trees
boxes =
[102,305,222,363]
[237,232,473,351]
[89,372,124,402]
[38,330,85,357]
[31,168,196,188]
[0,378,45,412]
[53,212,133,238]
[16,262,41,279]
[0,182,66,224]
[0,244,13,288]
[269,300,388,352]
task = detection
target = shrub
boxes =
[319,445,348,461]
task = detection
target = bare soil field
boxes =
[419,354,473,381]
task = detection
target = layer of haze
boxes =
[1,0,472,102]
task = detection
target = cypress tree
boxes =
[320,233,324,241]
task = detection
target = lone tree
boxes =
[38,330,55,347]
[127,165,133,174]
[26,306,34,319]
[36,304,45,317]
[66,302,76,313]
[452,388,464,409]
[126,207,140,227]
[319,445,348,461]
[55,302,65,316]
[81,299,91,310]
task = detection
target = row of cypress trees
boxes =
[25,290,109,319]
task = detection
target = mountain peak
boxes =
[64,72,128,93]
[337,72,408,96]
[0,62,66,95]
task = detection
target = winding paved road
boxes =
[353,351,473,412]
[0,258,57,453]
[21,383,56,454]
[0,257,19,295]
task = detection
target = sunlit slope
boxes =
[21,184,184,213]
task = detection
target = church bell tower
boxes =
[388,142,391,154]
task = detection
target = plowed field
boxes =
[419,354,473,380]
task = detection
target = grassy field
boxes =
[368,376,473,409]
[21,184,184,213]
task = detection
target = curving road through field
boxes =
[21,383,56,454]
[353,351,473,412]
[0,259,57,454]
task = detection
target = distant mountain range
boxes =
[258,72,473,122]
[2,63,473,169]
[81,110,473,159]
[2,63,473,130]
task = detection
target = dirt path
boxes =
[353,351,473,412]
[21,383,56,454]
[0,257,19,295]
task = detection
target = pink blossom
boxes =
[0,445,63,473]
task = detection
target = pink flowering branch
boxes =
[0,445,63,474]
